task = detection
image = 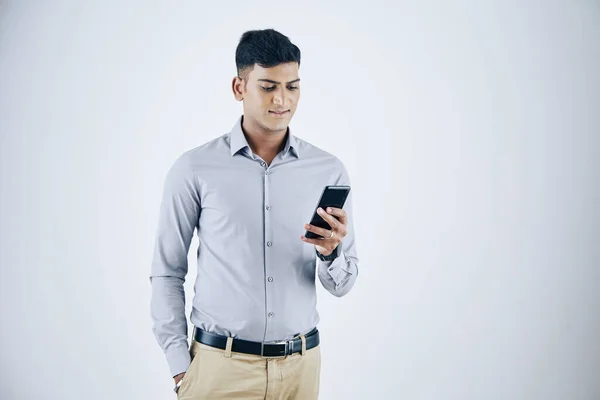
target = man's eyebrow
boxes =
[257,78,301,84]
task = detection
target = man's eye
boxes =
[261,86,299,91]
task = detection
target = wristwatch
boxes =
[316,245,339,262]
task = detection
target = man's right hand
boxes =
[174,372,185,385]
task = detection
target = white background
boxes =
[1,1,599,399]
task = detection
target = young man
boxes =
[150,29,359,399]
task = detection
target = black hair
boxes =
[235,29,301,85]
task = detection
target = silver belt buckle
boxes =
[261,339,291,358]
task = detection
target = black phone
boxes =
[304,185,351,239]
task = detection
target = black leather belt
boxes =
[193,327,319,358]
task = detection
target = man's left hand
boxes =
[301,207,348,256]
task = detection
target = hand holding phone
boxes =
[304,185,351,239]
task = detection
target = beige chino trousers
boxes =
[176,335,321,400]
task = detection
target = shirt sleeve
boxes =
[149,153,200,377]
[317,159,359,297]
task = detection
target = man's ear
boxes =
[232,76,244,101]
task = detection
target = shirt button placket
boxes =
[264,163,274,337]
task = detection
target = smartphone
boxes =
[304,185,351,239]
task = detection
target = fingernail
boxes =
[327,207,332,213]
[317,207,323,213]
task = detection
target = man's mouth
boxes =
[269,110,289,116]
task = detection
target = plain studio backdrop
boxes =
[1,1,599,399]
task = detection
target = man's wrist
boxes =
[316,245,339,261]
[173,374,185,393]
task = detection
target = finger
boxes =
[300,236,335,253]
[300,235,328,246]
[304,223,333,239]
[317,207,339,230]
[325,207,348,225]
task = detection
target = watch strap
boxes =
[316,245,339,261]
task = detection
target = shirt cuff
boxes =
[318,248,353,287]
[166,343,192,377]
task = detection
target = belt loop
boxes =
[300,335,306,356]
[224,337,233,358]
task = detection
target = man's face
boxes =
[233,62,300,133]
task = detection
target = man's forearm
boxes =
[150,275,191,377]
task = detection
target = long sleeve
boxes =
[317,159,359,297]
[149,153,200,377]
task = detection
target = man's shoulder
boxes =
[293,135,343,166]
[163,133,229,180]
[294,136,349,179]
[172,133,229,165]
[183,133,229,158]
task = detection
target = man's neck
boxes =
[241,116,288,162]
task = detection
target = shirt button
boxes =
[268,277,273,282]
[261,162,266,167]
[268,312,274,317]
[266,205,270,210]
[265,170,270,175]
[267,241,272,247]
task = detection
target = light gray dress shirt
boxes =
[149,115,359,377]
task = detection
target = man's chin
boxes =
[263,120,289,132]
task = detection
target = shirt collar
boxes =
[229,115,300,159]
